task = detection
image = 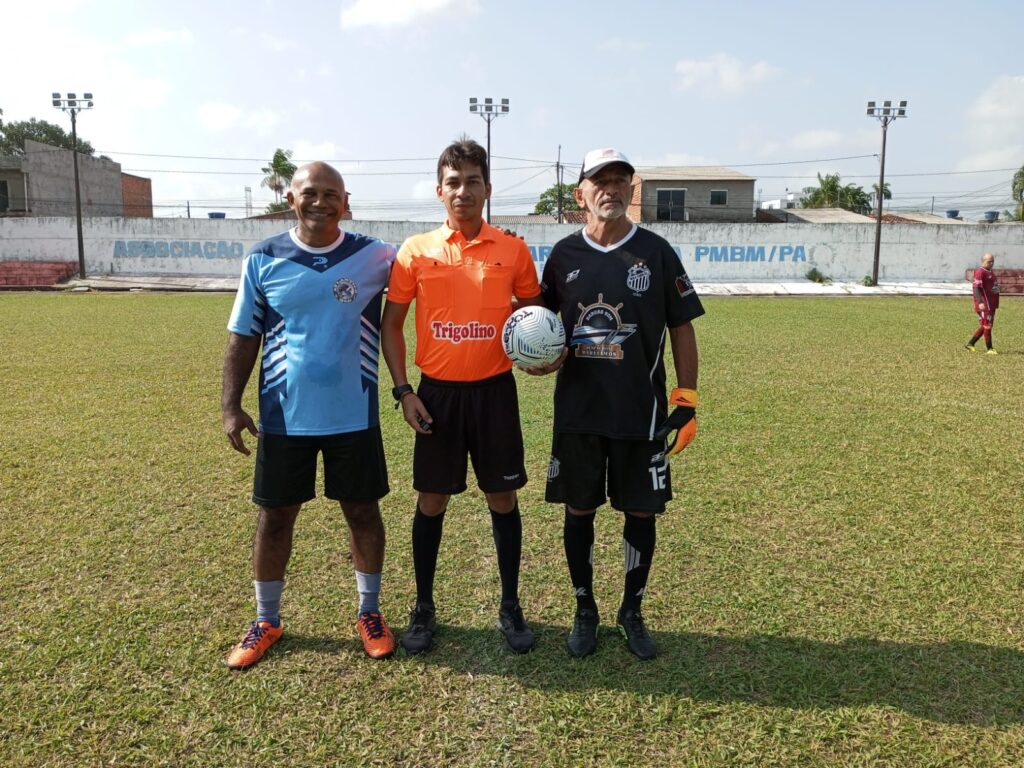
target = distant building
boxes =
[628,166,756,224]
[0,139,152,218]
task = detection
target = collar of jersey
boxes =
[441,220,497,245]
[289,227,346,253]
[581,222,637,253]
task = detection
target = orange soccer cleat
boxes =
[225,620,283,670]
[357,611,396,659]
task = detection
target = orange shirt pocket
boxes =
[480,265,514,309]
[417,264,455,308]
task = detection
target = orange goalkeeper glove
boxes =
[654,387,698,457]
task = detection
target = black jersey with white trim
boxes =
[541,225,704,440]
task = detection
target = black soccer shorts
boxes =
[252,427,389,507]
[413,372,527,495]
[545,432,673,514]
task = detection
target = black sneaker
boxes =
[617,607,656,660]
[497,602,535,653]
[566,607,599,658]
[401,602,436,655]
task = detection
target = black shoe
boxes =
[401,602,436,655]
[566,607,600,658]
[497,602,535,653]
[617,607,656,660]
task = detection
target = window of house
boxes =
[0,181,8,212]
[710,190,727,206]
[656,189,686,221]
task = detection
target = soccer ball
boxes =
[501,305,566,368]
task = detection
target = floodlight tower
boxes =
[865,99,908,286]
[52,92,94,279]
[468,97,509,221]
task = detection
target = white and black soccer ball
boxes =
[501,305,566,368]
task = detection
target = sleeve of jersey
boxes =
[512,240,541,299]
[665,247,705,327]
[226,253,266,336]
[386,241,417,304]
[539,251,559,311]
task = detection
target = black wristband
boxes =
[391,384,414,404]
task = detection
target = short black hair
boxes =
[437,136,489,186]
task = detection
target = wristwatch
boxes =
[392,384,414,404]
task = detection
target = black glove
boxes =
[654,388,698,457]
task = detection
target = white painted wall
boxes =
[1,216,1022,281]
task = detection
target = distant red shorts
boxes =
[976,309,996,329]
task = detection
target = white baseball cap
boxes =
[579,148,635,182]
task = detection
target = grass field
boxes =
[2,292,1023,767]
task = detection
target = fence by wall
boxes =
[1,216,1022,282]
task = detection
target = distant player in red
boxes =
[965,252,999,355]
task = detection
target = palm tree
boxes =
[872,181,892,210]
[801,173,842,208]
[260,148,297,204]
[801,173,872,213]
[1012,165,1024,221]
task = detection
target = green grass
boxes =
[2,292,1023,767]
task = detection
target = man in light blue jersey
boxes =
[221,162,397,668]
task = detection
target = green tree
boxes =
[534,182,579,216]
[0,116,95,156]
[260,148,297,204]
[801,173,872,214]
[264,200,291,214]
[872,181,892,208]
[1011,165,1024,221]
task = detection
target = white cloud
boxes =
[600,37,647,53]
[245,111,282,138]
[124,28,193,47]
[957,75,1024,171]
[260,33,295,53]
[340,0,480,29]
[674,53,780,94]
[197,102,243,132]
[644,152,716,167]
[411,179,438,199]
[785,130,845,153]
[293,141,340,162]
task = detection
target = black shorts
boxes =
[545,432,672,514]
[253,427,389,507]
[413,372,526,495]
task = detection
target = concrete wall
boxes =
[0,162,28,213]
[23,139,123,217]
[1,215,1022,281]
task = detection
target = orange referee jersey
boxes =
[387,221,540,381]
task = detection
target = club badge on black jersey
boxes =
[570,293,637,360]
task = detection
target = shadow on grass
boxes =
[394,623,1024,725]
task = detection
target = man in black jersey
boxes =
[535,148,704,660]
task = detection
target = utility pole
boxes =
[556,145,563,223]
[865,100,908,286]
[52,92,94,279]
[468,97,509,222]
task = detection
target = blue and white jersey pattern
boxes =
[227,228,396,435]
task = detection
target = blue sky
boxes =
[4,0,1022,220]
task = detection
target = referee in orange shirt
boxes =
[381,137,543,654]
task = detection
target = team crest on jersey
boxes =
[547,456,560,482]
[333,277,358,303]
[675,273,694,298]
[626,262,651,294]
[570,293,637,360]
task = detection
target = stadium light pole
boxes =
[468,97,509,222]
[52,91,94,279]
[865,99,907,286]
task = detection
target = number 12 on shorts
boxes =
[649,464,667,490]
